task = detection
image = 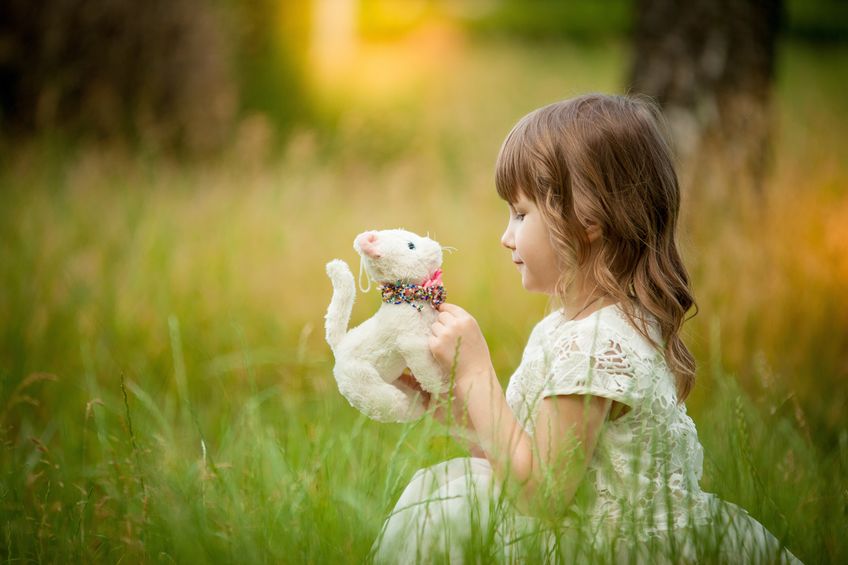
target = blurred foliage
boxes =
[227,0,313,142]
[357,0,630,40]
[457,0,631,41]
[358,0,848,42]
[785,0,848,41]
[2,0,845,156]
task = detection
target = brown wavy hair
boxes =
[495,93,698,402]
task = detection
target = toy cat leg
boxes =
[396,336,449,396]
[335,360,426,423]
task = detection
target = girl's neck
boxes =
[558,252,616,321]
[561,271,615,321]
[563,293,614,321]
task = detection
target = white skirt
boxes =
[369,457,803,564]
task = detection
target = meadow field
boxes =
[1,37,847,562]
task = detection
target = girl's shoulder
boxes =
[534,302,663,361]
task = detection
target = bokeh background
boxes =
[2,0,847,562]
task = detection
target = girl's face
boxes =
[500,192,561,294]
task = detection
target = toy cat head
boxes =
[353,229,443,284]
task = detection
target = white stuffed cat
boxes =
[324,229,450,422]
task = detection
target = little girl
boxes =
[369,94,802,564]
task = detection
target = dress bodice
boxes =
[504,303,711,530]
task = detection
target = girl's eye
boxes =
[513,213,525,221]
[408,242,416,250]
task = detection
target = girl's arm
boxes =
[429,303,610,516]
[454,367,609,515]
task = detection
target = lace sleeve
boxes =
[541,326,641,407]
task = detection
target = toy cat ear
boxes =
[358,255,372,293]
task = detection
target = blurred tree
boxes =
[0,0,237,154]
[628,0,783,197]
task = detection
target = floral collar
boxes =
[379,269,446,312]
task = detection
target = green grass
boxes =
[1,38,847,562]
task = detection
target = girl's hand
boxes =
[395,372,458,427]
[429,303,494,387]
[395,371,434,411]
[396,371,484,457]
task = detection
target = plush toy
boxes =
[324,229,450,422]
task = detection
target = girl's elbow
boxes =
[509,448,535,486]
[514,458,585,518]
[509,456,549,508]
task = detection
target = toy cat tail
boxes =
[324,259,356,352]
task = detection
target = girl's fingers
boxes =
[397,372,426,395]
[438,303,465,316]
[437,309,457,323]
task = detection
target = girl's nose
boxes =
[501,228,514,250]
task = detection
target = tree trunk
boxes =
[628,0,783,202]
[0,0,237,154]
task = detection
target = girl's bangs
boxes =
[495,118,536,204]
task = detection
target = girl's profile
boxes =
[369,93,802,564]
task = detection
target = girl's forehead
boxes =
[508,192,532,208]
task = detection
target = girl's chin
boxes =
[521,275,556,295]
[520,276,539,293]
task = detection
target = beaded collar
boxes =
[379,269,446,312]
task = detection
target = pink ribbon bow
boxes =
[422,269,443,288]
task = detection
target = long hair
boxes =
[495,93,698,402]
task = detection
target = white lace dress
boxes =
[370,303,802,564]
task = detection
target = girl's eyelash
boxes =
[513,213,525,221]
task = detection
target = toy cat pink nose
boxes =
[356,231,381,258]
